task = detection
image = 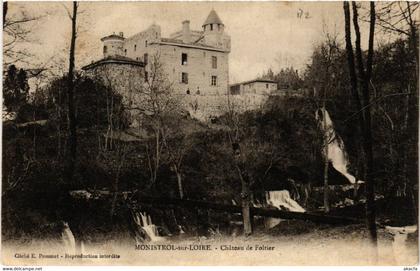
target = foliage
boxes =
[260,66,304,90]
[3,65,29,112]
[45,74,128,130]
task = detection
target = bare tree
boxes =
[3,2,42,66]
[320,32,340,214]
[109,141,129,218]
[343,1,378,253]
[65,1,78,184]
[374,1,418,226]
[375,2,418,67]
[132,53,180,190]
[222,96,253,236]
[161,124,193,199]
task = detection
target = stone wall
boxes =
[242,82,278,95]
[122,24,229,97]
[158,45,229,96]
[83,63,145,126]
[103,39,124,58]
[124,25,162,60]
[183,93,276,122]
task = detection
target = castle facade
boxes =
[82,10,283,122]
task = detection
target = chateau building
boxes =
[82,10,286,122]
[83,10,230,98]
[230,79,278,96]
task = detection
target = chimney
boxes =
[182,20,191,43]
[119,32,124,37]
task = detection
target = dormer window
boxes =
[124,49,127,56]
[103,46,107,54]
[134,44,137,51]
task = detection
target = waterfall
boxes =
[266,190,305,213]
[132,211,164,242]
[81,241,85,254]
[265,190,305,228]
[316,108,358,184]
[61,222,76,254]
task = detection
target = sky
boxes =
[6,1,375,84]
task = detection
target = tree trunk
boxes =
[176,170,184,199]
[66,1,78,183]
[235,164,252,236]
[323,107,330,213]
[242,196,252,236]
[3,2,8,28]
[406,4,419,226]
[351,1,378,251]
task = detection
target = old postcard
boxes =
[2,1,419,267]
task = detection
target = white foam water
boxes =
[316,108,358,184]
[266,190,305,212]
[133,211,165,242]
[265,190,306,228]
[61,222,76,254]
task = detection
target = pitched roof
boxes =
[230,79,277,87]
[100,34,125,41]
[82,55,144,70]
[203,10,223,26]
[157,38,226,52]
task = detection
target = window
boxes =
[212,56,217,69]
[210,24,213,31]
[230,85,240,95]
[144,53,148,65]
[124,49,127,56]
[145,71,149,82]
[181,72,188,84]
[266,84,269,89]
[103,46,107,54]
[134,44,137,51]
[181,53,188,65]
[211,76,217,86]
[145,40,148,47]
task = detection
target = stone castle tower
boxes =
[101,32,125,58]
[202,9,230,52]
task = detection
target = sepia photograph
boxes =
[1,0,419,267]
